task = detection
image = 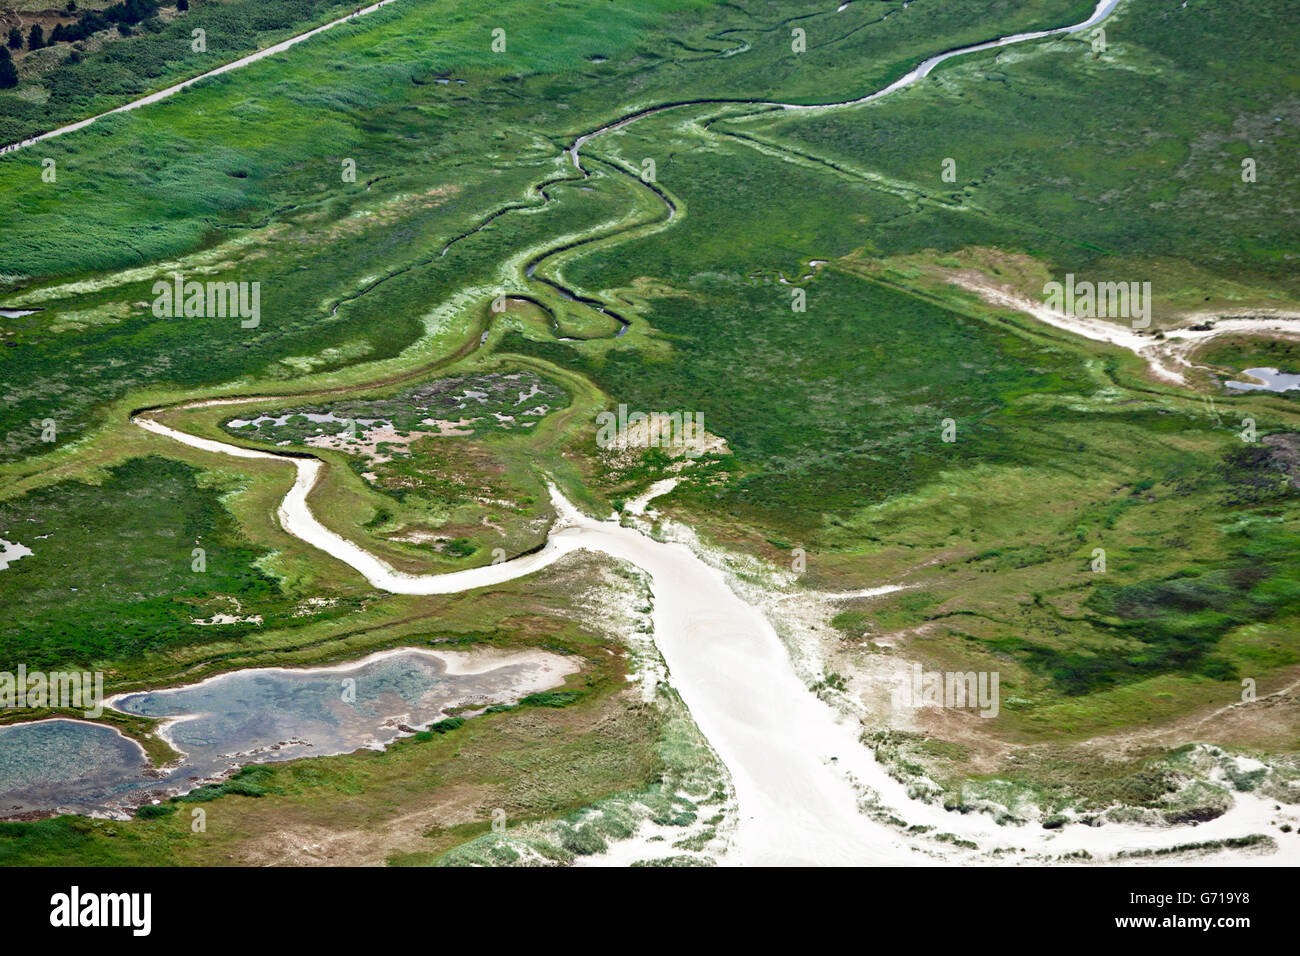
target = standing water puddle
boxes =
[1225,367,1300,392]
[0,647,575,818]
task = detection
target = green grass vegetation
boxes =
[0,0,364,143]
[733,0,1300,305]
[0,552,683,866]
[1197,335,1300,383]
[0,454,333,669]
[1,0,1298,860]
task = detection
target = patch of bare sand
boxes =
[303,423,417,464]
[944,269,1300,389]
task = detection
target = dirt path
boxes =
[0,0,401,154]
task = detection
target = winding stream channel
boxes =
[9,0,1297,864]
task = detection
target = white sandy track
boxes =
[952,276,1300,387]
[133,411,1300,865]
[136,416,582,594]
[136,412,918,863]
[0,0,401,155]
